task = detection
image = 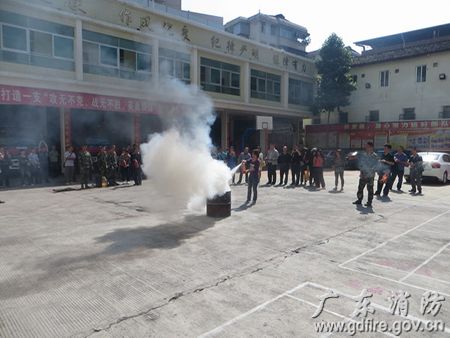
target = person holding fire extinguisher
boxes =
[375,144,395,198]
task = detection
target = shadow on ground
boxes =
[95,214,217,255]
[0,215,216,299]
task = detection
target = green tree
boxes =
[315,33,355,124]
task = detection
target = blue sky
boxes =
[182,0,450,52]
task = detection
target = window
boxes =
[261,22,266,33]
[100,45,117,67]
[440,105,450,118]
[368,110,379,122]
[280,27,295,40]
[137,53,151,72]
[83,30,152,80]
[159,48,191,83]
[351,75,357,83]
[401,108,416,120]
[54,36,73,59]
[0,13,75,70]
[380,70,389,87]
[250,69,281,102]
[120,49,136,70]
[30,30,52,56]
[270,25,276,35]
[200,57,240,96]
[443,154,450,163]
[288,78,313,105]
[416,65,426,82]
[83,41,98,65]
[2,25,27,51]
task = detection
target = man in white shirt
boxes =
[64,146,76,184]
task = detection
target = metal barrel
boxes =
[206,191,231,218]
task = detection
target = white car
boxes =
[404,152,450,184]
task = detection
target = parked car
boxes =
[404,152,450,184]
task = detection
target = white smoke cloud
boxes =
[140,77,232,211]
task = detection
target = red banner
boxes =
[307,120,450,133]
[0,85,158,114]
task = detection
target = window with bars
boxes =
[380,70,389,87]
[416,65,426,83]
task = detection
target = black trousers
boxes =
[291,164,301,185]
[279,165,289,185]
[314,167,325,188]
[247,175,259,201]
[0,170,10,187]
[376,172,393,196]
[392,170,405,190]
[357,176,374,203]
[267,163,277,184]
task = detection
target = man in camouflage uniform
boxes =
[107,145,118,186]
[353,141,379,207]
[79,145,93,189]
[97,146,108,180]
[408,147,423,195]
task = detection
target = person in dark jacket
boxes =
[306,148,315,187]
[374,144,395,197]
[392,146,409,191]
[277,146,291,186]
[246,150,260,204]
[0,148,12,188]
[291,145,302,186]
[408,147,423,195]
[131,144,142,186]
[38,145,50,184]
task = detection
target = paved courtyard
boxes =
[0,171,449,337]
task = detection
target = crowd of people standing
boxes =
[216,142,425,206]
[0,143,143,189]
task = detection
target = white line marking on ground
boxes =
[285,294,396,337]
[366,261,450,286]
[197,282,309,338]
[399,242,450,282]
[339,210,450,267]
[340,265,450,298]
[303,282,450,334]
[199,281,450,337]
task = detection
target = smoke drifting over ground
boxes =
[140,77,232,211]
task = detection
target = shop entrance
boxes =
[71,109,133,151]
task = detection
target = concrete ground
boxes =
[0,171,449,337]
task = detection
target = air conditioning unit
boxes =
[439,73,446,80]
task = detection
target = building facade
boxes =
[0,0,315,162]
[306,24,450,152]
[225,13,310,56]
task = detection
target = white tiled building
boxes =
[306,24,450,152]
[0,0,315,159]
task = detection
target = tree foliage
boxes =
[315,33,355,114]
